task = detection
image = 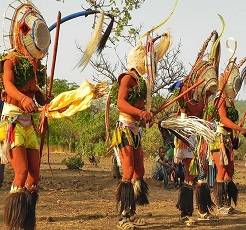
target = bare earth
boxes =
[0,152,245,230]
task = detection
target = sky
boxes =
[0,0,246,99]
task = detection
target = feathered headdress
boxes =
[218,53,246,100]
[184,15,225,101]
[127,0,179,113]
[3,0,51,60]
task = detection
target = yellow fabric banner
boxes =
[43,81,108,119]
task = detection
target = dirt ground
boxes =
[0,152,245,230]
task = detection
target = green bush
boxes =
[93,141,107,156]
[142,124,163,158]
[46,79,246,160]
[62,155,84,170]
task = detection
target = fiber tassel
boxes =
[97,16,114,53]
[132,179,149,205]
[77,12,104,70]
[161,116,216,144]
[195,183,215,214]
[116,181,136,215]
[176,184,194,217]
[4,191,33,230]
[226,181,238,206]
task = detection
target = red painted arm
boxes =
[218,96,245,132]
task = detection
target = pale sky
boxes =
[0,0,246,99]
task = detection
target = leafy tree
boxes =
[51,0,185,157]
[51,79,78,97]
[85,0,146,40]
[142,124,163,158]
[56,0,146,40]
[48,78,119,156]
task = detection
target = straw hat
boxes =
[127,32,171,76]
[221,62,242,99]
[190,60,218,101]
[5,1,50,59]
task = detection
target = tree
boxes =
[83,40,186,98]
[55,0,146,41]
[86,0,145,36]
[56,0,185,94]
[154,42,186,95]
[51,0,185,156]
[48,79,118,155]
[51,79,78,97]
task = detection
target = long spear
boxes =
[40,11,62,158]
[213,58,236,116]
[48,11,61,98]
[239,112,246,127]
[153,78,205,117]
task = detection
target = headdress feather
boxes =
[226,37,237,61]
[97,15,114,53]
[141,0,179,38]
[209,14,225,60]
[77,12,104,70]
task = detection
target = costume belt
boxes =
[1,103,32,126]
[118,112,141,135]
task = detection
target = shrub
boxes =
[93,141,107,156]
[142,124,163,158]
[62,155,84,170]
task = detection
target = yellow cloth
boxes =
[209,135,221,151]
[0,103,39,150]
[111,126,134,148]
[44,81,108,119]
[2,103,23,117]
[0,121,39,150]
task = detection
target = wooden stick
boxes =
[154,78,205,116]
[39,11,62,168]
[239,112,246,127]
[48,11,62,99]
[234,112,246,138]
[213,58,236,116]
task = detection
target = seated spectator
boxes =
[165,143,175,162]
[88,155,99,167]
[153,147,174,188]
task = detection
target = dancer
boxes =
[210,58,246,215]
[110,29,171,229]
[173,29,222,225]
[0,2,50,229]
[0,1,114,229]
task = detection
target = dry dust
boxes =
[0,152,245,230]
